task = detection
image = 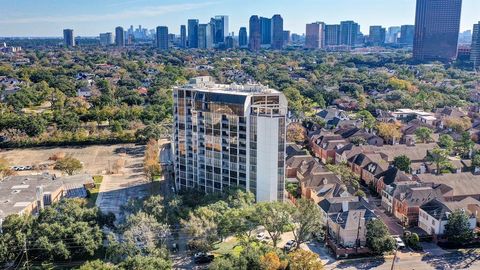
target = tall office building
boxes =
[225,36,235,49]
[386,27,401,44]
[180,25,187,48]
[260,17,272,46]
[156,26,169,50]
[172,76,287,202]
[369,26,386,46]
[239,27,248,48]
[188,19,199,48]
[249,16,261,51]
[198,23,213,49]
[212,15,229,45]
[472,22,480,69]
[305,22,325,49]
[413,0,462,62]
[399,25,415,46]
[325,24,341,46]
[99,32,114,46]
[340,21,359,47]
[283,31,291,46]
[271,15,284,50]
[63,29,75,47]
[115,27,125,47]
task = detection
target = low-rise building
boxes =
[319,196,376,254]
[419,197,478,236]
[0,173,93,227]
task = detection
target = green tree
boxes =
[255,202,293,248]
[54,155,83,175]
[456,132,474,158]
[393,155,411,172]
[415,127,433,143]
[291,199,324,250]
[356,110,376,132]
[438,134,455,152]
[444,210,475,245]
[366,219,396,255]
[426,148,450,175]
[78,260,117,270]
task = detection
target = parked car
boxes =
[284,240,297,251]
[256,232,265,240]
[194,252,214,264]
[392,235,405,249]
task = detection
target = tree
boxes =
[377,122,402,144]
[326,163,360,191]
[456,132,474,158]
[287,249,324,270]
[366,219,396,255]
[287,123,307,143]
[444,210,475,245]
[393,155,411,172]
[472,154,480,169]
[260,251,287,270]
[426,148,450,175]
[444,117,471,133]
[0,158,14,180]
[79,260,117,270]
[255,202,293,248]
[438,134,455,152]
[415,127,433,143]
[356,110,376,132]
[122,212,170,249]
[144,139,161,181]
[291,199,324,249]
[54,155,83,175]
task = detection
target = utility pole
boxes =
[390,248,398,270]
[23,238,30,270]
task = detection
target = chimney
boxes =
[342,201,349,212]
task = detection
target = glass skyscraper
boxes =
[173,77,287,202]
[413,0,462,62]
[188,19,199,48]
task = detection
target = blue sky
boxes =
[0,0,479,37]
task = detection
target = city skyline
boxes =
[1,0,479,37]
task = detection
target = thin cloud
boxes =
[0,2,216,24]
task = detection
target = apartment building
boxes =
[172,76,288,202]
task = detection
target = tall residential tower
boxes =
[63,29,75,47]
[173,77,287,202]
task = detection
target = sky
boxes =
[0,0,479,37]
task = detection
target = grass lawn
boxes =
[213,238,240,255]
[86,175,103,207]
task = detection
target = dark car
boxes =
[194,252,214,264]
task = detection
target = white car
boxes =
[392,235,406,249]
[284,240,297,251]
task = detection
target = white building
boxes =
[418,197,478,236]
[172,76,288,202]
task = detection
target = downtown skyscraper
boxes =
[271,15,284,50]
[413,0,462,62]
[180,25,187,48]
[156,26,169,50]
[340,21,360,48]
[212,15,229,46]
[260,17,272,47]
[305,22,325,49]
[63,29,75,47]
[239,27,248,48]
[249,16,261,51]
[188,19,199,48]
[198,23,213,49]
[369,26,386,46]
[172,76,288,202]
[472,22,480,69]
[115,26,125,47]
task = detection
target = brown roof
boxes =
[416,173,480,198]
